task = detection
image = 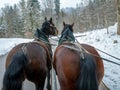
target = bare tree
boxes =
[41,0,54,17]
[54,0,60,21]
[103,0,109,33]
[117,0,120,35]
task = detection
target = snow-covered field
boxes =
[0,23,120,90]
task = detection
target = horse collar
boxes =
[58,34,75,45]
[38,30,49,43]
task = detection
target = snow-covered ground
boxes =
[0,23,120,90]
[0,38,33,55]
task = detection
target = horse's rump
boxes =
[6,43,25,68]
[80,44,104,84]
[53,43,103,90]
[53,43,81,89]
[6,41,51,69]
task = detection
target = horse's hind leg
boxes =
[35,84,42,90]
[35,83,45,90]
[46,69,51,90]
[35,76,46,90]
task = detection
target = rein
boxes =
[76,40,120,66]
[51,36,120,66]
[35,29,49,43]
[61,42,120,66]
[33,28,120,66]
[34,36,57,46]
[21,29,52,59]
[34,36,49,44]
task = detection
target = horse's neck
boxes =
[59,31,75,45]
[34,39,52,51]
[58,36,75,45]
[36,29,51,51]
[37,29,49,43]
[33,40,51,48]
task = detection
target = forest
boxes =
[0,0,120,38]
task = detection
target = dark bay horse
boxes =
[2,17,58,90]
[53,22,104,90]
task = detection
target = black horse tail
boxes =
[2,50,28,90]
[79,53,98,90]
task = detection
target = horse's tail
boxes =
[79,53,98,90]
[2,50,28,90]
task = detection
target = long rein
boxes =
[50,36,120,66]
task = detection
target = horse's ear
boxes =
[37,28,39,31]
[45,17,47,21]
[71,23,74,27]
[63,21,65,26]
[50,17,52,23]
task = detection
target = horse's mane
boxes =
[58,28,75,45]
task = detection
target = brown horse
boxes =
[53,22,104,90]
[2,17,58,90]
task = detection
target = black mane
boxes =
[58,24,75,45]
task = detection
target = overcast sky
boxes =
[0,0,81,9]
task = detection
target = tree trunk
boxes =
[104,0,109,34]
[117,0,120,35]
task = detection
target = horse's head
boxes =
[58,22,75,45]
[41,17,58,36]
[34,17,58,42]
[61,21,74,34]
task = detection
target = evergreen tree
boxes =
[1,4,24,37]
[19,0,28,33]
[1,6,14,37]
[26,0,41,32]
[12,4,24,35]
[0,15,6,37]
